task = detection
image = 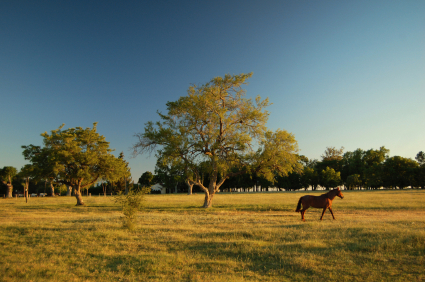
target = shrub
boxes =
[113,186,150,230]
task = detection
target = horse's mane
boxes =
[321,188,338,198]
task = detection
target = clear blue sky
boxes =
[1,0,424,180]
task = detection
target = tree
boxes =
[154,157,186,193]
[341,149,365,185]
[300,166,319,190]
[415,151,425,166]
[133,73,300,207]
[317,147,344,173]
[113,152,132,195]
[22,123,130,206]
[321,146,344,161]
[138,171,154,187]
[0,166,17,198]
[382,156,418,189]
[320,167,341,190]
[346,174,362,190]
[18,164,35,203]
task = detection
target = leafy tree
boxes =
[300,166,319,190]
[22,123,130,205]
[346,174,362,190]
[363,147,389,167]
[133,73,300,207]
[316,147,344,173]
[113,152,132,195]
[341,149,365,184]
[363,163,384,189]
[320,167,341,190]
[0,166,18,198]
[321,146,344,161]
[154,157,186,193]
[276,171,301,191]
[138,171,154,187]
[382,156,418,189]
[415,151,425,166]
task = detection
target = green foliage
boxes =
[133,73,300,207]
[0,166,17,184]
[0,166,18,197]
[382,156,418,189]
[110,152,132,194]
[22,123,130,205]
[113,186,150,230]
[320,167,341,189]
[138,171,154,187]
[416,151,425,166]
[346,174,362,190]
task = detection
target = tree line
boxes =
[1,73,423,208]
[137,146,425,194]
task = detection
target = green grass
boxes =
[1,190,424,281]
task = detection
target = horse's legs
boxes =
[320,207,327,220]
[328,207,336,219]
[301,209,306,221]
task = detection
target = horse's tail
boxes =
[295,197,303,212]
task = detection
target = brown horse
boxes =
[295,187,344,221]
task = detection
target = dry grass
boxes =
[0,190,424,281]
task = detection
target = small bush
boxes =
[113,186,150,230]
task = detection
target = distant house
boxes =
[151,183,166,194]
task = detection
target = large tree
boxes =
[22,123,130,205]
[133,73,300,207]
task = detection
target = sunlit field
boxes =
[1,190,424,281]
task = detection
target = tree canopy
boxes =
[133,73,300,207]
[22,123,130,205]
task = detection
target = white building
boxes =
[151,183,166,194]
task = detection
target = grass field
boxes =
[1,190,424,281]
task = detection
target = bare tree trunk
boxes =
[203,192,214,208]
[5,184,13,198]
[50,181,55,197]
[74,186,85,206]
[66,186,72,196]
[186,180,193,195]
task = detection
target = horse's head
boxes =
[336,187,344,199]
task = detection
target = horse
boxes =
[295,187,344,221]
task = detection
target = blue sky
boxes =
[1,0,424,180]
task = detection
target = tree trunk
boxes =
[203,192,214,208]
[74,187,85,206]
[5,184,13,198]
[66,186,72,196]
[186,181,193,195]
[50,182,55,196]
[25,180,29,203]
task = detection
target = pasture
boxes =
[0,190,424,281]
